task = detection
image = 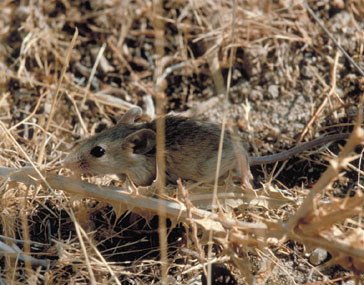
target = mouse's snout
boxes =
[63,151,82,171]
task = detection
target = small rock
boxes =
[267,85,279,99]
[301,66,313,78]
[333,0,344,9]
[249,89,263,101]
[309,248,328,265]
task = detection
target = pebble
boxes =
[309,248,328,265]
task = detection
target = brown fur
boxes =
[64,107,348,187]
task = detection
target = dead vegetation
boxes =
[0,0,364,284]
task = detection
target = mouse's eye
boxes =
[90,146,105,158]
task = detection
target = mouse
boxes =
[64,106,349,187]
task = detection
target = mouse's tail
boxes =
[249,133,350,166]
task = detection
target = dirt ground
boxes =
[0,0,364,284]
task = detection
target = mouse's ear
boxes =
[118,106,143,124]
[123,129,156,154]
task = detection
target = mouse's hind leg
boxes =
[232,143,253,188]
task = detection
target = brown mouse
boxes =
[64,107,349,187]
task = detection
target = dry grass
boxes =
[0,0,364,284]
